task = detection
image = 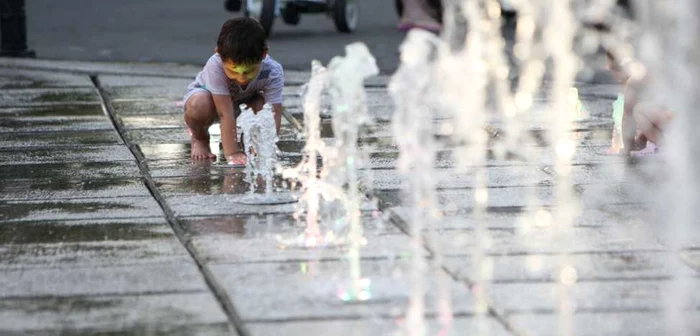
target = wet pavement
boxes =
[0,57,699,336]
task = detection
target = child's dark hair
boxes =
[217,17,267,64]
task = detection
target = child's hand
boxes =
[227,152,247,166]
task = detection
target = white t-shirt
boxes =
[185,53,284,104]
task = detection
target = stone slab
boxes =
[0,68,93,89]
[0,145,135,165]
[506,311,700,336]
[247,316,512,336]
[183,213,411,263]
[0,88,100,106]
[208,259,475,321]
[98,75,192,88]
[0,196,163,222]
[0,293,232,335]
[111,99,183,116]
[0,116,113,133]
[120,114,186,129]
[0,217,170,244]
[0,104,104,117]
[0,161,141,180]
[0,263,208,298]
[0,130,123,148]
[0,58,202,78]
[0,239,191,269]
[0,178,150,200]
[126,128,190,144]
[389,203,650,230]
[155,174,293,197]
[444,251,693,284]
[362,166,550,191]
[107,86,186,102]
[488,279,700,314]
[428,226,665,257]
[166,194,377,217]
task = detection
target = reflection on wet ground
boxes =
[0,218,172,244]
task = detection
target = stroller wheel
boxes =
[282,3,301,25]
[244,0,277,36]
[332,0,358,33]
[225,0,243,12]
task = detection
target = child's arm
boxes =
[272,103,283,134]
[212,94,245,164]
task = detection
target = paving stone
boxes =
[375,186,556,210]
[489,279,700,315]
[0,116,113,133]
[98,75,192,88]
[111,99,184,116]
[0,218,170,244]
[0,104,104,117]
[0,88,100,106]
[167,194,377,217]
[119,114,186,129]
[0,68,93,89]
[0,293,232,335]
[247,316,512,336]
[0,263,208,298]
[155,174,294,196]
[507,311,700,336]
[0,130,123,148]
[183,213,409,263]
[362,166,550,191]
[0,196,163,222]
[106,86,186,102]
[428,226,664,257]
[208,258,474,321]
[125,127,190,144]
[0,238,190,269]
[444,251,691,284]
[0,58,202,78]
[0,178,150,200]
[0,145,135,165]
[0,161,141,180]
[389,203,650,230]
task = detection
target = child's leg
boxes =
[184,91,218,160]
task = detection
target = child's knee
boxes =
[185,92,216,123]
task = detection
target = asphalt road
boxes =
[26,0,405,74]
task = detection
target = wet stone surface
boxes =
[247,316,513,336]
[0,161,141,180]
[0,115,113,133]
[0,130,123,148]
[0,68,93,89]
[0,178,150,200]
[111,99,184,116]
[507,311,700,336]
[0,88,100,106]
[0,145,135,165]
[182,213,412,263]
[488,279,700,315]
[444,251,692,283]
[0,104,104,117]
[0,263,208,297]
[0,196,163,222]
[209,258,475,321]
[0,293,232,335]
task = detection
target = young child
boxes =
[184,17,284,164]
[605,50,673,156]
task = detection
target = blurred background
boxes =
[25,0,404,73]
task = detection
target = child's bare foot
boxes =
[191,137,216,160]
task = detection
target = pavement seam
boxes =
[90,75,249,336]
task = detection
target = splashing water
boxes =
[390,29,451,336]
[235,104,296,205]
[325,42,379,302]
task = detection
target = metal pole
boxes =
[0,0,35,57]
